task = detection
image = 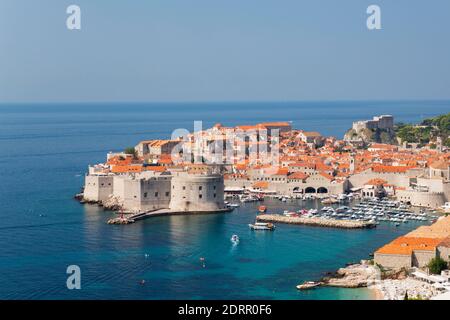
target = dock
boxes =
[107,207,234,225]
[257,214,377,229]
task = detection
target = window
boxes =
[155,192,158,197]
[199,186,202,191]
[214,193,216,198]
[165,192,169,197]
[213,185,216,190]
[199,194,202,199]
[182,186,186,190]
[144,192,148,198]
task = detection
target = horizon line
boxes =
[1,98,450,106]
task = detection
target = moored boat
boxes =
[322,198,338,204]
[296,281,321,290]
[249,222,275,231]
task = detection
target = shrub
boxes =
[427,257,448,275]
[124,147,136,157]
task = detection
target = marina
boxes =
[227,193,438,230]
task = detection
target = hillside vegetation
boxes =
[395,113,450,147]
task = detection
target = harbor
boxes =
[224,194,439,231]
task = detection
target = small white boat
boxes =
[296,281,321,290]
[228,203,240,208]
[249,222,275,231]
[337,194,347,201]
[230,234,240,244]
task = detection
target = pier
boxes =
[107,207,234,225]
[257,214,377,229]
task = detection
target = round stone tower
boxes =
[169,173,225,212]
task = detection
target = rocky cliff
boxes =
[344,127,397,145]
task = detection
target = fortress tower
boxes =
[169,172,226,212]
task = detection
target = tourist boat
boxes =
[230,234,240,244]
[296,281,321,290]
[228,203,240,208]
[337,194,347,201]
[248,222,275,231]
[258,205,267,213]
[285,212,299,217]
[321,198,338,204]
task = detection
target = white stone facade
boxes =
[83,171,225,213]
[352,115,394,132]
[169,173,225,212]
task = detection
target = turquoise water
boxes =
[0,101,448,299]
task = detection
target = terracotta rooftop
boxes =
[375,237,443,255]
[301,131,322,137]
[430,160,449,170]
[438,236,450,248]
[258,122,291,127]
[252,181,269,189]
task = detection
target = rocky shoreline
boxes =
[313,260,445,300]
[321,261,380,288]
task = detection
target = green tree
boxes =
[444,138,450,148]
[124,147,137,158]
[427,257,448,275]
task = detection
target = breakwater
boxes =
[257,214,377,229]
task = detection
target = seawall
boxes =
[257,214,376,229]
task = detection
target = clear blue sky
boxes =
[1,0,450,103]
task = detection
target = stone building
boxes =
[82,169,225,214]
[169,172,226,212]
[83,175,114,202]
[135,140,180,158]
[374,216,450,269]
[352,115,394,132]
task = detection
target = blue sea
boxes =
[0,100,449,300]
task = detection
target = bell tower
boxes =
[350,153,356,174]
